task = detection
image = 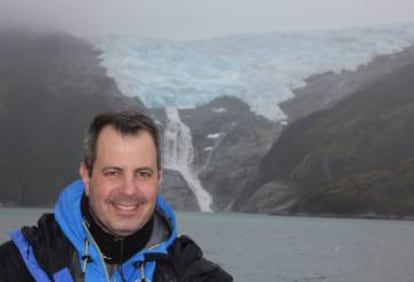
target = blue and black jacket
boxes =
[0,180,233,282]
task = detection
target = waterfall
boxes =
[163,107,213,212]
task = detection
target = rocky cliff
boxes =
[0,29,276,212]
[237,48,414,217]
[0,29,145,206]
[3,28,414,218]
[280,45,414,123]
[151,96,278,210]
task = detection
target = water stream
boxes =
[163,107,213,212]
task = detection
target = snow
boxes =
[212,107,227,113]
[207,133,221,139]
[89,23,414,121]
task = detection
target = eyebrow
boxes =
[101,166,122,172]
[135,167,155,172]
[100,166,155,172]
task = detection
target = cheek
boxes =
[148,180,159,197]
[89,181,110,204]
[141,182,158,202]
[148,190,158,203]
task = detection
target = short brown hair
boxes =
[83,111,161,175]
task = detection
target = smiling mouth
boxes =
[112,203,140,213]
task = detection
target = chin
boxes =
[110,225,139,237]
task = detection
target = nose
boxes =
[118,174,137,196]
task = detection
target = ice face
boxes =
[90,23,414,121]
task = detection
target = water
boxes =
[163,107,213,211]
[1,208,414,282]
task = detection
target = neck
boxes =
[81,194,154,264]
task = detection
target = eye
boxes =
[103,169,121,177]
[136,169,153,179]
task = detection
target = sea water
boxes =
[1,208,414,282]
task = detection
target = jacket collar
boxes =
[54,180,178,265]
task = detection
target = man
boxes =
[0,111,233,281]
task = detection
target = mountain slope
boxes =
[238,52,414,217]
[0,29,145,206]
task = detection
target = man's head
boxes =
[79,111,162,237]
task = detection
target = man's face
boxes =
[79,125,161,237]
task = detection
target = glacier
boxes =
[89,23,414,121]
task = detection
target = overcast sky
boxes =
[1,0,414,40]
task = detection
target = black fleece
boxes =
[0,214,233,282]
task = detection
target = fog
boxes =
[1,0,414,40]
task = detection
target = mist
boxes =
[1,0,414,40]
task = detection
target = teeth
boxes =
[113,204,137,211]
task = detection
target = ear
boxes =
[79,162,91,196]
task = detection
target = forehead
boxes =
[97,125,154,142]
[95,126,157,158]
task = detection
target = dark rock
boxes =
[241,48,414,216]
[244,180,297,214]
[0,29,146,206]
[180,97,278,210]
[280,45,414,123]
[151,96,278,211]
[159,169,199,211]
